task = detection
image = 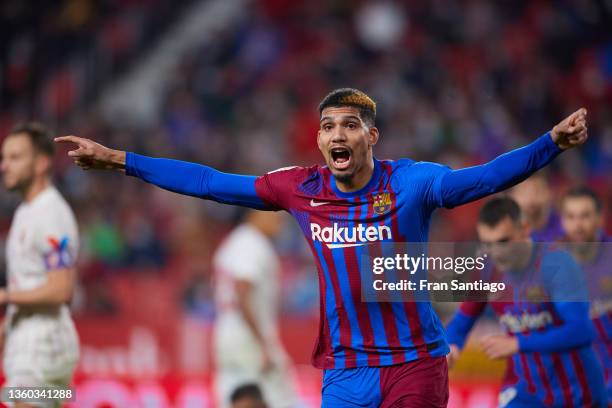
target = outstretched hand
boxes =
[479,335,518,360]
[54,136,126,171]
[550,108,588,150]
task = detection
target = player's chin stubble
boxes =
[333,171,354,185]
[5,175,32,193]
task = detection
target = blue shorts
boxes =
[321,357,448,408]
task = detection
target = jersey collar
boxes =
[329,158,382,198]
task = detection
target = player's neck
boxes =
[531,207,551,231]
[22,176,50,203]
[515,240,534,271]
[571,239,600,263]
[336,158,375,193]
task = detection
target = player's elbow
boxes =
[572,319,595,345]
[478,167,512,193]
[553,320,594,351]
[54,285,73,304]
[47,268,76,305]
[46,283,73,305]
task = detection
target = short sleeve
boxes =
[34,212,78,271]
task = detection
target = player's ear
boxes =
[596,212,604,229]
[368,127,379,147]
[35,154,51,176]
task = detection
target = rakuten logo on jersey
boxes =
[499,311,553,333]
[310,222,392,249]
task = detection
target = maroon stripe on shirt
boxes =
[569,349,592,407]
[533,352,555,406]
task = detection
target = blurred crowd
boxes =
[1,0,611,316]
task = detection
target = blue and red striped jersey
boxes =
[255,159,453,368]
[126,132,564,370]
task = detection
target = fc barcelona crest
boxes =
[373,193,392,215]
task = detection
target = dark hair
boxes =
[230,383,265,404]
[562,187,602,213]
[318,88,376,127]
[478,197,522,227]
[8,122,54,157]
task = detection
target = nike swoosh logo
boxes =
[327,243,367,249]
[310,199,331,207]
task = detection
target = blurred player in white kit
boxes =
[0,123,79,408]
[214,210,298,408]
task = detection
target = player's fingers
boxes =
[67,148,86,157]
[571,123,586,135]
[570,130,588,145]
[478,336,492,346]
[567,107,587,126]
[75,159,91,170]
[572,116,586,128]
[54,135,85,146]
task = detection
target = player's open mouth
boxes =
[330,147,351,170]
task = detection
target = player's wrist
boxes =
[549,128,562,148]
[107,149,127,170]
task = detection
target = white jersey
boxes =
[213,224,297,408]
[6,186,79,292]
[3,185,79,400]
[214,224,281,358]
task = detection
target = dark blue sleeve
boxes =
[517,250,594,352]
[125,152,268,209]
[517,303,594,352]
[433,132,562,209]
[445,302,487,349]
[446,311,477,350]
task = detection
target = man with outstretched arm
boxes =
[57,88,587,407]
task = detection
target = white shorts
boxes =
[3,309,79,408]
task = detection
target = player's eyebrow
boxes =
[320,115,362,123]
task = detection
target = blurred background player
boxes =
[214,210,298,408]
[0,123,79,408]
[446,197,606,407]
[559,187,612,402]
[509,171,563,242]
[230,383,268,408]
